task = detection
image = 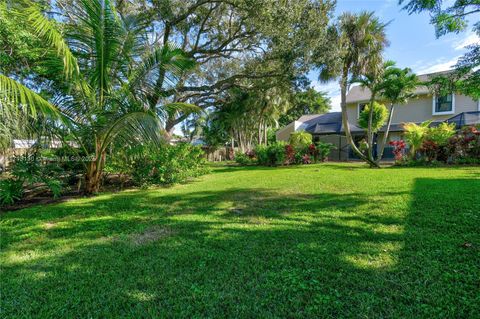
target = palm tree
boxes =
[319,12,389,167]
[353,61,395,165]
[0,0,195,193]
[376,65,418,163]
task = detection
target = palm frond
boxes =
[129,44,195,105]
[0,74,60,119]
[22,4,79,79]
[161,102,201,118]
[99,111,164,153]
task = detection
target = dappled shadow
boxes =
[1,175,479,317]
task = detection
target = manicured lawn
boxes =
[1,163,479,318]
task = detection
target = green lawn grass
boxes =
[1,163,479,318]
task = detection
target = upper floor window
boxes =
[432,93,455,115]
[357,103,367,118]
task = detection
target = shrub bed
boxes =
[235,141,335,167]
[393,124,480,166]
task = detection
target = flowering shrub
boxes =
[397,125,480,166]
[285,144,295,164]
[421,140,440,162]
[236,141,325,167]
[389,140,406,162]
[302,154,312,164]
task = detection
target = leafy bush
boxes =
[358,102,389,132]
[403,121,431,159]
[316,142,335,162]
[398,125,480,165]
[289,131,312,149]
[236,141,332,167]
[267,142,287,166]
[421,123,460,162]
[130,143,209,186]
[235,152,255,166]
[255,145,269,166]
[0,179,24,205]
[255,142,286,166]
[1,155,65,205]
[425,122,456,145]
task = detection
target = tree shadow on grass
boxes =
[1,178,479,317]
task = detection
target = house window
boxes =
[357,103,367,118]
[432,93,455,115]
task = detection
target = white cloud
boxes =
[329,94,342,112]
[415,56,460,74]
[312,80,342,112]
[454,32,479,51]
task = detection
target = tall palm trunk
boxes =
[376,102,395,164]
[339,72,375,166]
[85,141,106,194]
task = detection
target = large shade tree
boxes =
[0,0,196,193]
[104,0,336,135]
[400,0,480,99]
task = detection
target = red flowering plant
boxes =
[389,140,406,162]
[421,140,440,162]
[302,154,312,164]
[285,144,295,165]
[307,144,318,162]
[455,125,480,158]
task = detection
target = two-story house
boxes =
[276,72,480,161]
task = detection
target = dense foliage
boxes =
[128,144,209,187]
[235,140,335,167]
[357,102,389,132]
[278,89,331,126]
[396,123,479,165]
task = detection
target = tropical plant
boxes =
[353,61,394,164]
[316,142,336,162]
[319,12,389,167]
[130,143,208,186]
[403,121,432,159]
[389,140,407,162]
[425,122,456,146]
[377,64,419,162]
[358,102,389,133]
[289,131,313,149]
[0,179,24,205]
[0,1,196,194]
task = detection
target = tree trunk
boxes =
[339,73,376,167]
[376,103,395,164]
[264,122,268,145]
[84,143,106,194]
[258,119,263,145]
[367,97,377,167]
